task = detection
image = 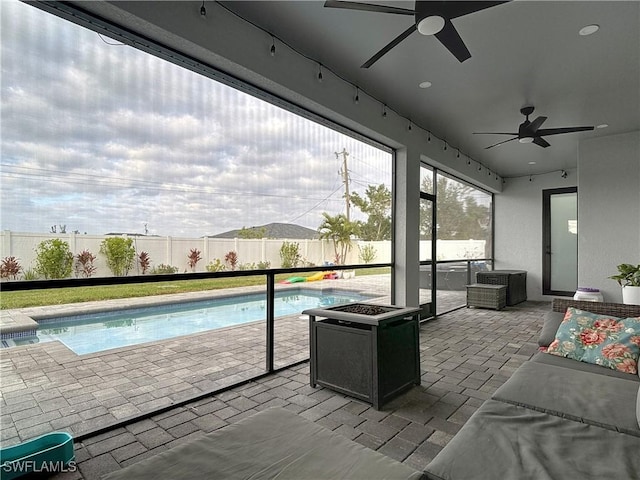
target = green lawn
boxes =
[1,268,391,309]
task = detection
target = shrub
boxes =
[22,268,39,280]
[138,251,151,274]
[205,259,225,272]
[100,237,136,276]
[1,256,22,280]
[224,251,238,271]
[75,250,97,278]
[237,260,271,271]
[280,241,301,268]
[150,264,178,274]
[187,248,202,272]
[358,244,377,264]
[35,239,74,279]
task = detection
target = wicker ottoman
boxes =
[467,284,507,310]
[476,270,527,306]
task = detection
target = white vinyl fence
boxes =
[0,230,484,280]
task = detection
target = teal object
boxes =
[0,432,75,480]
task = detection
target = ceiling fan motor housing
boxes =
[520,106,535,117]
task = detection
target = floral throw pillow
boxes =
[546,307,640,374]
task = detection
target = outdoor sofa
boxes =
[424,298,640,480]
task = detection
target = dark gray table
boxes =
[303,303,421,409]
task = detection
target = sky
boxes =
[0,0,392,238]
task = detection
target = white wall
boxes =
[495,169,578,301]
[578,131,640,302]
[496,130,640,303]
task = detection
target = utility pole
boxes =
[335,148,350,220]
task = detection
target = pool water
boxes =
[28,288,375,355]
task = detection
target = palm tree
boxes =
[318,213,359,265]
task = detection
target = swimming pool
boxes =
[28,288,375,355]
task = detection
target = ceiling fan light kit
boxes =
[323,1,510,67]
[417,16,445,35]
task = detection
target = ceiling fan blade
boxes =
[324,1,414,15]
[435,1,511,20]
[473,132,519,136]
[361,25,416,68]
[536,126,595,136]
[527,116,547,133]
[434,19,471,62]
[533,137,551,148]
[484,137,519,149]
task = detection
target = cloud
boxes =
[0,0,391,238]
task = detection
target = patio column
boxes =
[394,147,420,307]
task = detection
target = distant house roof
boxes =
[209,223,319,240]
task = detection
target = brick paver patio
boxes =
[1,276,545,478]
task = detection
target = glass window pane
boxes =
[0,0,395,444]
[420,165,434,195]
[550,192,578,292]
[436,174,492,261]
[0,0,392,276]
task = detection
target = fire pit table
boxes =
[303,303,421,409]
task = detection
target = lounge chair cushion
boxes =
[538,311,565,347]
[530,350,640,381]
[492,361,640,436]
[102,407,425,480]
[637,385,640,428]
[424,399,640,480]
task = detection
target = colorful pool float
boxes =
[279,271,337,284]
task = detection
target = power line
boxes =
[0,164,345,203]
[287,183,344,224]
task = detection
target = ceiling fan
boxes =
[474,106,595,149]
[323,1,509,67]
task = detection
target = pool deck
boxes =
[0,276,548,479]
[1,276,396,444]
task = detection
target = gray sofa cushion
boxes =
[538,311,565,347]
[103,407,425,480]
[637,386,640,429]
[531,350,640,381]
[424,399,640,480]
[492,361,640,436]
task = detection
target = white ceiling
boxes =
[218,1,639,178]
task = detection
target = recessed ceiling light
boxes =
[596,124,609,129]
[579,24,599,36]
[419,81,432,89]
[528,161,537,165]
